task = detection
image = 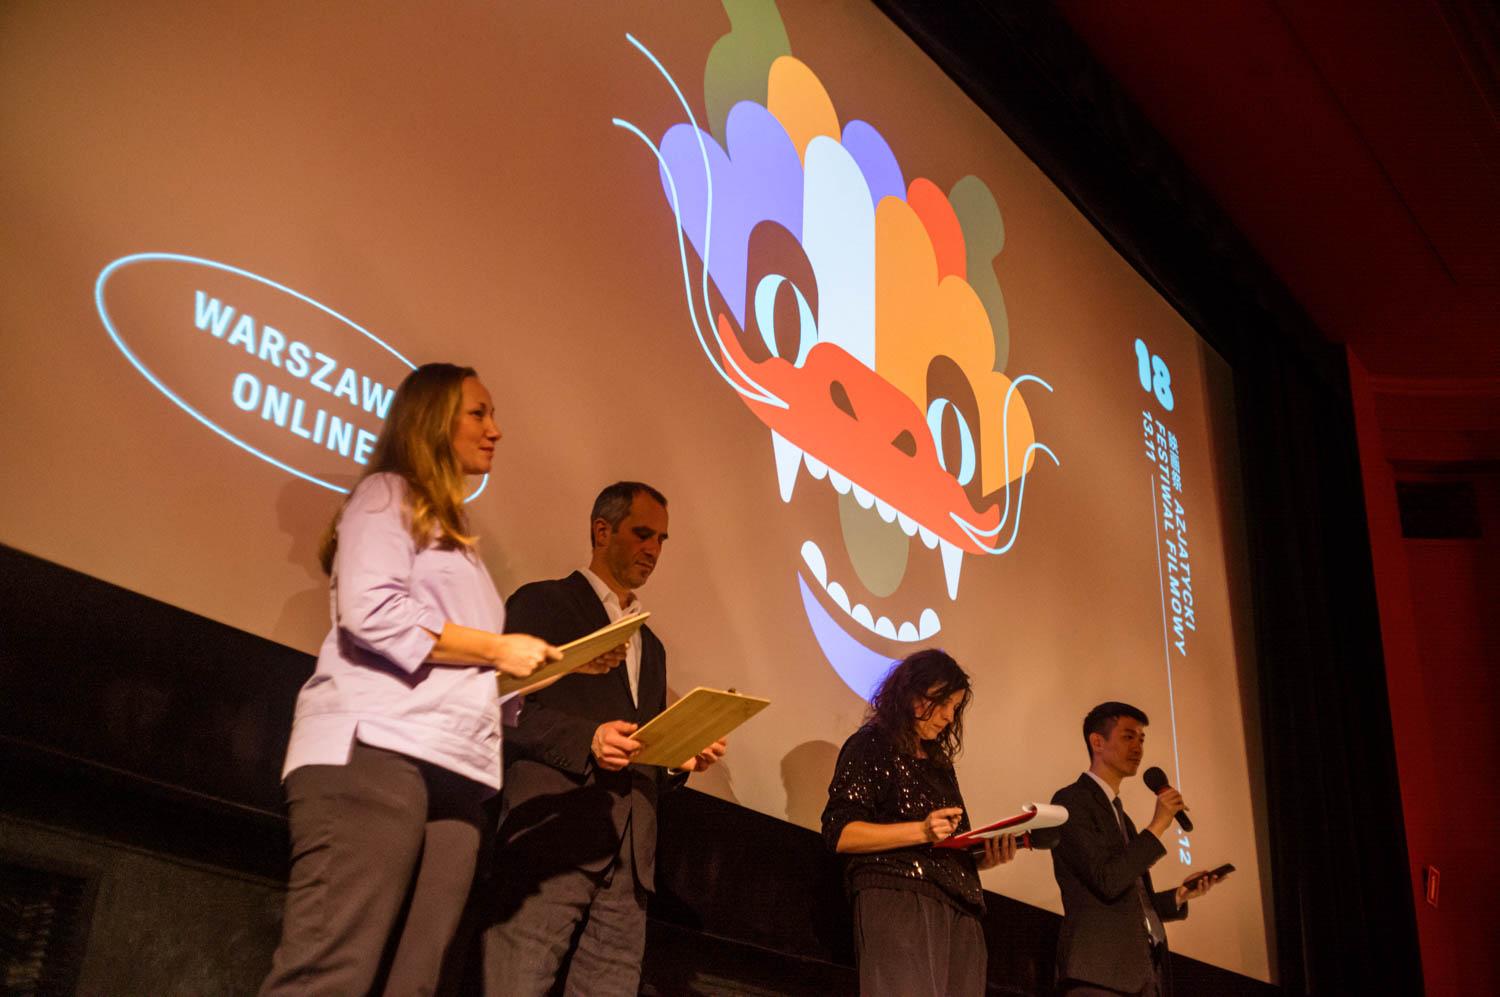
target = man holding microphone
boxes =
[1049,702,1222,996]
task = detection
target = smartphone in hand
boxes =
[1184,862,1235,889]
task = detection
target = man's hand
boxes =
[490,634,562,678]
[922,807,964,843]
[1174,870,1220,907]
[1146,788,1186,837]
[591,720,642,771]
[977,832,1018,870]
[575,643,627,676]
[676,738,727,773]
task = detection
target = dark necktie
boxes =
[1113,796,1166,946]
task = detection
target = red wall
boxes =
[1348,350,1500,996]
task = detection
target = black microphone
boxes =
[1142,766,1194,832]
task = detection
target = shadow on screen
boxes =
[780,739,841,830]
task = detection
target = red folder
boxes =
[934,803,1069,850]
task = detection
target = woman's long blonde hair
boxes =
[318,362,480,574]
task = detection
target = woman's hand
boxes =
[675,738,727,773]
[977,832,1018,869]
[922,807,964,843]
[489,633,561,678]
[574,643,627,676]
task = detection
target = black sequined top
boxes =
[821,723,983,916]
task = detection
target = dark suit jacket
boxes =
[1050,774,1187,994]
[497,572,683,893]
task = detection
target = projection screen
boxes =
[0,1,1272,981]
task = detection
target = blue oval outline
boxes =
[95,252,488,501]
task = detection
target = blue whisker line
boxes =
[621,34,784,407]
[997,374,1053,531]
[624,34,716,328]
[611,118,784,408]
[961,373,1055,539]
[951,441,1057,554]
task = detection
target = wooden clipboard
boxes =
[631,686,770,767]
[495,611,650,696]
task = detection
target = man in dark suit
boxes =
[1049,702,1218,996]
[481,482,725,997]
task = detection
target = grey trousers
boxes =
[482,820,647,997]
[852,887,988,997]
[1060,983,1163,997]
[260,742,490,997]
[1058,944,1165,997]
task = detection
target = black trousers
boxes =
[852,886,987,997]
[260,742,489,997]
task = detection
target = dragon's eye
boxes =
[926,398,976,486]
[753,273,816,367]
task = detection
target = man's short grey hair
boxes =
[589,481,667,544]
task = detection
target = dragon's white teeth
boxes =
[800,539,828,587]
[918,608,940,638]
[803,534,940,642]
[786,449,940,562]
[827,581,851,613]
[939,540,963,600]
[771,431,802,504]
[786,449,965,606]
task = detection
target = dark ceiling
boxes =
[1052,0,1499,386]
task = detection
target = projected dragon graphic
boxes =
[615,1,1058,699]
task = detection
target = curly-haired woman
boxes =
[821,649,1017,996]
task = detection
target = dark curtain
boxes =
[874,1,1423,993]
[1233,333,1423,996]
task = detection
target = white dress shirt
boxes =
[579,566,643,705]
